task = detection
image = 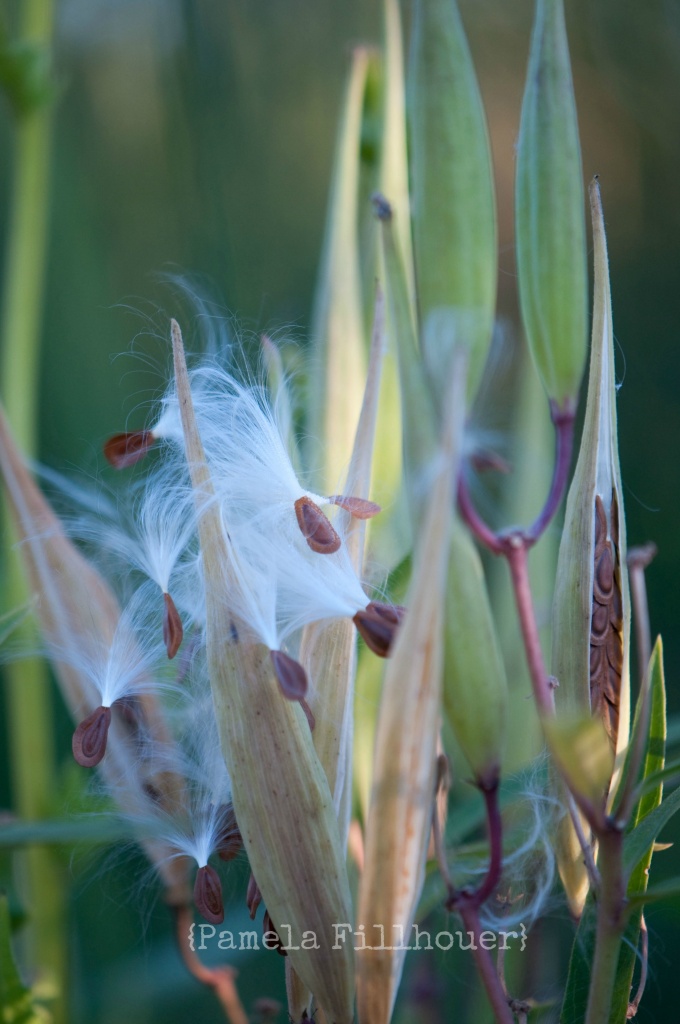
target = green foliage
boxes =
[0,894,47,1023]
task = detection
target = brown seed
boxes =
[327,494,382,519]
[294,496,341,554]
[163,592,184,659]
[593,547,614,603]
[193,864,224,924]
[270,650,308,700]
[365,600,406,626]
[103,430,155,469]
[72,705,112,767]
[590,601,609,641]
[246,873,262,919]
[353,608,394,658]
[590,491,624,751]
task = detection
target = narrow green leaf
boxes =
[607,637,666,1022]
[622,784,680,877]
[560,639,666,1023]
[627,876,680,911]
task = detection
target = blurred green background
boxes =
[1,0,679,1021]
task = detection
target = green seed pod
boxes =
[409,0,497,404]
[551,180,631,913]
[516,0,587,412]
[308,48,370,493]
[443,519,508,789]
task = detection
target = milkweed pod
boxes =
[516,0,587,411]
[172,321,355,1022]
[409,0,497,404]
[307,47,370,491]
[357,349,466,1024]
[551,179,630,913]
[0,404,190,906]
[442,519,507,789]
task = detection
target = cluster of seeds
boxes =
[63,346,403,924]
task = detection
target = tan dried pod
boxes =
[0,406,189,906]
[551,179,631,915]
[356,350,465,1024]
[171,321,355,1023]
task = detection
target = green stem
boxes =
[0,2,65,1022]
[585,829,626,1024]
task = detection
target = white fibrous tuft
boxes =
[54,584,174,711]
[473,763,559,931]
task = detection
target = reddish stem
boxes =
[458,903,514,1024]
[474,781,504,907]
[458,405,575,554]
[505,540,555,717]
[525,404,575,543]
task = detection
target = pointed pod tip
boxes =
[163,592,184,659]
[72,705,112,767]
[193,864,224,924]
[104,431,154,469]
[270,650,308,700]
[294,496,341,554]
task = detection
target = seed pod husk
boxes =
[0,405,190,905]
[172,321,355,1022]
[357,350,465,1024]
[551,179,631,913]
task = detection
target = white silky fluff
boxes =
[142,360,373,653]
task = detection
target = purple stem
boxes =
[457,404,575,555]
[525,404,575,544]
[458,903,514,1024]
[475,781,504,906]
[505,539,555,717]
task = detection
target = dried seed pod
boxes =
[173,322,355,1022]
[162,592,183,659]
[327,495,381,519]
[72,705,112,767]
[357,350,465,1024]
[104,430,155,469]
[193,864,224,924]
[270,650,308,700]
[551,180,630,915]
[294,496,341,554]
